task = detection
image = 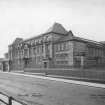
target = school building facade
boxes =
[7,23,105,71]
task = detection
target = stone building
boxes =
[0,53,10,72]
[8,23,105,71]
[0,58,10,72]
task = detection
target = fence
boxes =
[0,92,27,105]
[25,68,105,81]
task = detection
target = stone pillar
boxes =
[27,48,29,58]
[2,62,5,72]
[81,56,85,68]
[1,62,4,71]
[49,42,54,68]
[49,42,53,58]
[7,62,10,72]
[43,43,46,58]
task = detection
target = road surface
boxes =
[0,72,105,105]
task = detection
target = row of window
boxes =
[9,44,50,59]
[88,47,104,56]
[11,35,52,49]
[56,60,68,64]
[55,53,69,59]
[27,35,52,46]
[55,42,69,52]
[24,56,43,65]
[30,45,44,55]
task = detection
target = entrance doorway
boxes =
[44,62,48,68]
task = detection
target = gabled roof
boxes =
[12,38,23,45]
[23,23,68,42]
[46,22,68,35]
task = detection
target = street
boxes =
[0,72,105,105]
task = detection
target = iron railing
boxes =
[0,92,27,105]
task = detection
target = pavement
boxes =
[0,71,105,105]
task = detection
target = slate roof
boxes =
[55,31,103,47]
[73,36,102,46]
[46,22,68,35]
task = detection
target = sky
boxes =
[0,0,105,57]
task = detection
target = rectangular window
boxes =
[55,42,69,52]
[58,44,60,51]
[56,60,68,64]
[36,56,42,64]
[60,43,63,51]
[34,56,36,64]
[63,42,66,50]
[65,42,69,50]
[33,47,36,55]
[37,46,39,54]
[29,48,33,57]
[55,53,68,59]
[88,47,93,56]
[56,44,58,52]
[42,45,44,53]
[24,49,28,57]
